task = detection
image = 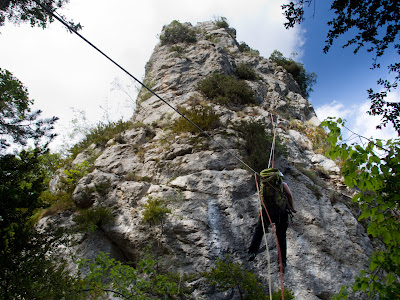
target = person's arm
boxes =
[283,182,296,213]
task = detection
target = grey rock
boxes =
[44,20,373,300]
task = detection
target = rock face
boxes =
[39,21,373,299]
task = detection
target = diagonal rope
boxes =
[33,0,259,175]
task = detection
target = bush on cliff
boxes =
[160,20,197,45]
[198,73,255,106]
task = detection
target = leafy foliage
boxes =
[142,197,171,226]
[0,68,58,150]
[0,0,81,31]
[235,120,287,173]
[198,73,256,106]
[236,63,258,80]
[0,70,82,299]
[78,252,183,299]
[73,207,113,233]
[160,20,197,45]
[171,104,220,133]
[204,257,295,300]
[322,118,400,299]
[269,50,316,98]
[282,0,400,134]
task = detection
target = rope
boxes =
[33,0,260,176]
[254,173,273,300]
[268,113,278,169]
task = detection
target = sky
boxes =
[0,0,398,152]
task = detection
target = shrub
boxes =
[171,104,220,133]
[269,50,317,98]
[235,120,287,173]
[142,197,171,226]
[78,252,184,299]
[214,16,229,29]
[204,257,295,300]
[69,120,133,159]
[73,206,113,233]
[160,20,196,45]
[236,63,258,80]
[238,42,260,56]
[198,73,255,106]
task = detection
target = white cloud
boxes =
[315,99,398,142]
[0,0,302,151]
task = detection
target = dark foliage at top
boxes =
[198,73,255,106]
[0,0,81,31]
[160,20,197,45]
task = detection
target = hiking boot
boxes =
[248,252,256,261]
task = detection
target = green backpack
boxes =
[260,168,287,215]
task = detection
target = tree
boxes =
[0,70,83,299]
[0,0,81,31]
[322,118,400,298]
[0,68,58,151]
[282,0,400,134]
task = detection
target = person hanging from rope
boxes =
[248,169,296,273]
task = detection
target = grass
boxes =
[171,104,220,133]
[69,120,133,159]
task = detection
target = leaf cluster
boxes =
[204,257,295,300]
[322,118,400,298]
[160,20,197,45]
[269,50,316,98]
[142,197,171,226]
[0,0,81,32]
[0,68,58,150]
[73,206,113,233]
[78,252,182,299]
[198,73,256,106]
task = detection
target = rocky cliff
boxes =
[40,21,373,299]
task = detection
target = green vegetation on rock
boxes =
[198,73,256,106]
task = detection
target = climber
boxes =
[248,169,296,273]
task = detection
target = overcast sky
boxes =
[0,0,398,151]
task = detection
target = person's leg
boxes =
[248,212,271,260]
[276,213,289,271]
